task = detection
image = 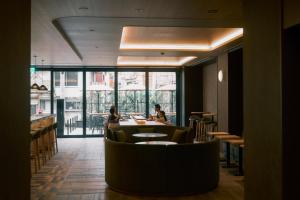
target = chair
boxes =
[48,123,58,155]
[92,115,105,135]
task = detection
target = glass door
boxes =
[53,71,83,136]
[149,72,177,124]
[118,72,146,118]
[86,71,115,135]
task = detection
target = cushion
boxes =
[107,130,117,141]
[138,127,155,133]
[171,129,186,143]
[115,130,131,143]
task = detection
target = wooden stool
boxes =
[49,122,58,154]
[215,135,242,168]
[30,130,41,175]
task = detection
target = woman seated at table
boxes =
[148,104,167,123]
[107,105,121,128]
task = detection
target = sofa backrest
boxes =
[105,138,220,195]
[106,125,193,143]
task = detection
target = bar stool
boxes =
[49,122,58,155]
[30,130,41,174]
[37,126,50,164]
[195,119,216,142]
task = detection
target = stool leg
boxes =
[55,129,58,153]
[238,147,244,176]
[35,139,40,169]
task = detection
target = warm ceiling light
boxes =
[120,43,211,51]
[119,27,243,51]
[211,29,243,49]
[117,56,196,66]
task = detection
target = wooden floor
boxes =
[31,138,244,200]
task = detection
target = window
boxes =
[40,99,46,110]
[65,72,78,86]
[31,105,37,115]
[118,72,146,116]
[54,72,60,86]
[149,72,176,124]
[65,100,82,111]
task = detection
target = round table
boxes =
[132,133,168,141]
[135,141,177,145]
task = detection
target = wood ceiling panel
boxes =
[121,27,241,45]
[31,0,243,66]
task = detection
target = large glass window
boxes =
[149,72,176,124]
[30,70,51,115]
[54,71,83,136]
[65,72,78,86]
[31,69,178,137]
[54,72,60,86]
[118,72,146,117]
[86,72,115,135]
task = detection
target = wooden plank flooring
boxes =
[31,138,244,200]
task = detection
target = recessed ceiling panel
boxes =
[120,27,243,51]
[117,56,196,66]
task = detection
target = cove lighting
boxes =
[120,27,243,51]
[120,43,211,51]
[117,56,196,66]
[211,29,244,49]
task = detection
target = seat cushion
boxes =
[171,129,186,143]
[115,130,131,143]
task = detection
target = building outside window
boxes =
[118,72,146,117]
[65,72,78,86]
[149,72,176,124]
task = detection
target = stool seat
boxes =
[226,139,244,145]
[207,131,229,136]
[215,135,241,140]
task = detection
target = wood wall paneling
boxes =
[184,66,203,125]
[228,48,243,136]
[0,0,31,199]
[217,53,229,132]
[202,62,218,120]
[282,23,300,200]
[243,0,282,199]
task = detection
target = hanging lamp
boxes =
[31,55,40,90]
[39,59,48,91]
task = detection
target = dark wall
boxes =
[0,0,31,199]
[282,23,300,200]
[228,48,243,136]
[243,0,282,199]
[184,66,203,125]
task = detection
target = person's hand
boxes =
[148,115,153,121]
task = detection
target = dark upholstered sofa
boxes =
[106,125,194,143]
[105,125,220,195]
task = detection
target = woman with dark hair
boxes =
[148,104,167,123]
[107,105,120,128]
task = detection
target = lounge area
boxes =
[2,1,300,200]
[105,136,219,195]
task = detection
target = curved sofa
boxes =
[105,126,220,195]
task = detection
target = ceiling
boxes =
[31,0,243,67]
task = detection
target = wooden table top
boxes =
[135,141,177,145]
[132,133,167,138]
[207,132,229,136]
[119,119,165,126]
